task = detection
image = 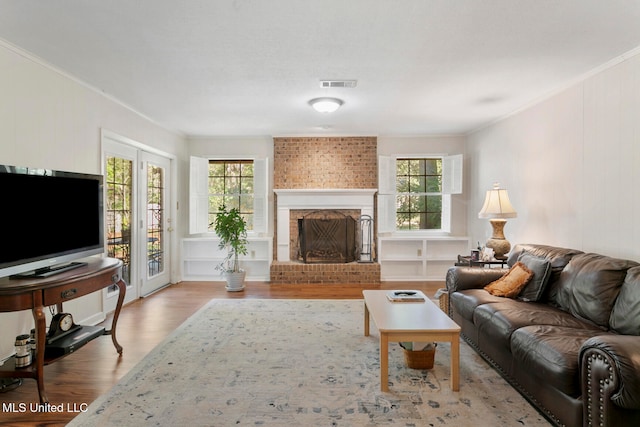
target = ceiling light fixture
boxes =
[309,97,343,113]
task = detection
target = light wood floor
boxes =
[0,280,442,426]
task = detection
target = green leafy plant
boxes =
[213,205,248,273]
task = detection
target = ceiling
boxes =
[1,1,640,137]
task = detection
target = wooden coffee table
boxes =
[363,290,461,392]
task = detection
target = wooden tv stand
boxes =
[0,257,125,403]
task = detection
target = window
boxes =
[378,154,462,233]
[190,156,267,235]
[208,160,254,231]
[147,164,165,276]
[105,156,133,285]
[396,158,442,230]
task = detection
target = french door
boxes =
[139,152,172,296]
[103,133,173,313]
[104,141,138,311]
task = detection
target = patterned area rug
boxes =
[69,299,550,426]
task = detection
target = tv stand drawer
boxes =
[0,292,36,312]
[42,267,119,306]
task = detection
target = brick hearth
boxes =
[270,261,380,284]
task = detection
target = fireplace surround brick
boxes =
[271,136,380,284]
[273,136,377,189]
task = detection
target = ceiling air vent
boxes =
[320,80,357,88]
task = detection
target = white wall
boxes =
[378,135,468,237]
[0,42,187,360]
[467,51,640,262]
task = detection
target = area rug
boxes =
[69,299,550,426]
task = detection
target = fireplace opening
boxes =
[297,210,357,263]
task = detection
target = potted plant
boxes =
[213,205,248,291]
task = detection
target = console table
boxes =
[0,257,125,403]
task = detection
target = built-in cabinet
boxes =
[182,237,272,281]
[183,235,467,282]
[378,236,469,281]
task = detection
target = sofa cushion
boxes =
[449,289,504,321]
[517,251,552,302]
[511,325,610,397]
[484,262,532,298]
[473,301,601,350]
[610,266,640,335]
[551,253,639,328]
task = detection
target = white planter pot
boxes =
[225,270,246,292]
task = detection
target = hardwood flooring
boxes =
[0,280,442,426]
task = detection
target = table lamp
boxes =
[478,183,517,260]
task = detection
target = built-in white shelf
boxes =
[378,235,469,281]
[182,237,272,281]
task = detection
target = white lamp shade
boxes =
[478,184,517,219]
[309,97,343,113]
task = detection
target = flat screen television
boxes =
[0,164,104,279]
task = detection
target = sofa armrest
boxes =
[580,335,640,425]
[445,266,506,293]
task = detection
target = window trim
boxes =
[378,154,462,235]
[189,156,268,236]
[395,158,444,230]
[207,159,255,231]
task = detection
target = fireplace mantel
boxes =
[274,189,377,261]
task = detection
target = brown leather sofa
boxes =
[445,244,640,427]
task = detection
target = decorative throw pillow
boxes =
[517,252,552,302]
[484,262,533,298]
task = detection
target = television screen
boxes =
[0,165,104,279]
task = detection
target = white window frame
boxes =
[189,156,268,235]
[378,154,462,234]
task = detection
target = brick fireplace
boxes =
[274,189,376,262]
[270,136,380,284]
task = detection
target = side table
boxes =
[456,255,507,268]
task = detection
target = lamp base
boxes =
[486,238,510,260]
[485,219,511,260]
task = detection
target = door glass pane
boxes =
[106,156,132,287]
[147,164,164,277]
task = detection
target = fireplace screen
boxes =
[297,210,357,263]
